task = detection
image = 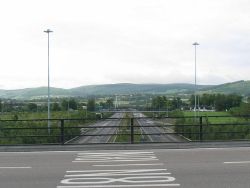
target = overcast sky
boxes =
[0,0,250,89]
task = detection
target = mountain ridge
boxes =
[0,81,249,99]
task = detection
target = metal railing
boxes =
[0,115,250,145]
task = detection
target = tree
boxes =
[171,97,182,109]
[68,99,77,110]
[152,96,166,110]
[27,103,37,112]
[87,98,96,112]
[230,103,250,117]
[52,102,61,111]
[61,99,68,111]
[106,98,114,109]
[190,93,242,111]
[214,94,226,111]
[0,99,2,113]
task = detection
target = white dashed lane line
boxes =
[0,166,32,169]
[224,161,250,164]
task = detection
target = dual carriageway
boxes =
[70,112,186,144]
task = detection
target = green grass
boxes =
[183,111,242,124]
[183,111,228,116]
[114,117,130,143]
[175,111,250,141]
[0,111,113,145]
[113,113,143,143]
[1,111,87,120]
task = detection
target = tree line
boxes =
[151,93,244,111]
[151,96,184,111]
[0,98,114,113]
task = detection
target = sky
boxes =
[0,0,250,90]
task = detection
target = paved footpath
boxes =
[0,147,250,188]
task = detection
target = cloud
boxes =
[0,0,250,89]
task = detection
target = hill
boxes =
[0,87,70,99]
[70,83,209,96]
[201,80,250,95]
[0,81,249,99]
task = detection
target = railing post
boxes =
[130,118,134,144]
[60,119,65,145]
[199,116,203,142]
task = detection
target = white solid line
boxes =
[224,161,250,164]
[152,147,250,152]
[77,152,154,154]
[57,184,180,188]
[0,151,80,154]
[93,163,164,167]
[72,159,159,163]
[65,173,171,177]
[66,169,167,173]
[0,167,32,169]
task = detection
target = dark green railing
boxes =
[0,115,250,145]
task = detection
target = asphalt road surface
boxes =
[134,113,186,142]
[70,112,185,144]
[70,113,123,144]
[1,147,250,188]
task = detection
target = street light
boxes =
[44,29,53,134]
[193,42,199,119]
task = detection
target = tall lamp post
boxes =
[193,42,199,119]
[44,29,53,134]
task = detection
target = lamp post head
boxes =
[193,42,199,46]
[44,29,53,33]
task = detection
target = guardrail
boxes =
[0,115,250,145]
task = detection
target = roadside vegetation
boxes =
[0,98,114,145]
[149,94,250,141]
[174,110,250,141]
[1,92,250,144]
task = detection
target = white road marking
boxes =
[65,169,171,177]
[0,167,32,169]
[58,151,180,187]
[61,176,175,184]
[57,184,180,187]
[224,161,250,164]
[73,151,158,162]
[93,163,164,167]
[59,169,178,186]
[73,159,159,162]
[153,147,250,152]
[77,151,154,154]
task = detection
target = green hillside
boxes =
[70,83,208,96]
[0,87,70,99]
[0,81,249,99]
[201,80,250,95]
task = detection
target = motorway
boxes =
[134,113,187,142]
[70,113,123,144]
[0,147,250,188]
[69,112,186,144]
